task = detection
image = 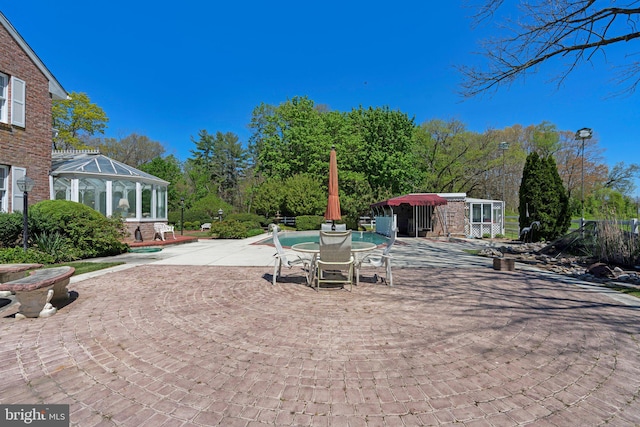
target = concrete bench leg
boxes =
[51,278,70,304]
[14,286,57,318]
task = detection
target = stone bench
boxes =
[0,263,43,297]
[0,266,75,318]
[201,222,211,231]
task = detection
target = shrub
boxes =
[184,221,202,230]
[296,215,324,231]
[29,200,129,259]
[32,231,79,263]
[246,228,265,238]
[0,247,55,264]
[344,217,359,231]
[226,213,265,229]
[209,220,249,239]
[0,212,24,248]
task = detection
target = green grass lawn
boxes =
[46,261,124,276]
[604,284,640,299]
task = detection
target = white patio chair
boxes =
[270,225,312,285]
[359,227,396,286]
[321,223,347,231]
[316,230,354,291]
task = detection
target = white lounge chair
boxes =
[271,225,312,285]
[359,227,396,286]
[316,230,354,291]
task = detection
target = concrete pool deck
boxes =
[1,236,639,426]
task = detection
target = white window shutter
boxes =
[12,167,26,213]
[11,77,26,127]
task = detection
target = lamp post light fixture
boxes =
[16,176,35,251]
[498,141,509,206]
[498,141,509,237]
[218,208,223,222]
[180,197,185,236]
[575,128,593,229]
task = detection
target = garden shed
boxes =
[372,193,504,238]
[371,193,448,237]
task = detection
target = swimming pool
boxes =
[259,231,388,247]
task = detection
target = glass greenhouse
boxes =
[50,151,169,222]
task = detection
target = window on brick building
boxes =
[0,165,8,212]
[0,73,26,126]
[0,73,7,123]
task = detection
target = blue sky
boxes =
[3,1,639,196]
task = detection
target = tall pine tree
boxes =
[519,152,571,242]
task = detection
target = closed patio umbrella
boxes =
[324,146,341,229]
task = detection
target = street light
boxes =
[180,197,185,236]
[498,142,509,206]
[575,128,593,229]
[218,208,223,222]
[16,176,35,251]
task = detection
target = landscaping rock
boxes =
[587,262,616,278]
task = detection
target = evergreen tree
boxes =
[519,152,571,241]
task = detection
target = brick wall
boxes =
[0,22,54,210]
[432,201,467,237]
[123,221,173,242]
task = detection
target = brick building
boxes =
[0,11,68,213]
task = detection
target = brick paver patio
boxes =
[1,264,639,426]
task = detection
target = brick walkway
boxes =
[1,265,639,426]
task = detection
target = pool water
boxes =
[260,231,388,247]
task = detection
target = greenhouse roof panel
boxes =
[51,151,169,184]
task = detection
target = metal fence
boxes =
[505,216,639,237]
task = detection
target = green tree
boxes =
[413,119,499,194]
[52,92,108,150]
[282,174,326,217]
[248,98,423,222]
[249,96,330,180]
[252,177,285,219]
[344,106,420,196]
[530,122,561,157]
[138,155,185,211]
[189,130,248,206]
[519,152,571,241]
[182,160,214,202]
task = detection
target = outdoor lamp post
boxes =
[16,176,35,251]
[218,208,223,222]
[180,197,185,236]
[575,128,593,229]
[498,141,509,207]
